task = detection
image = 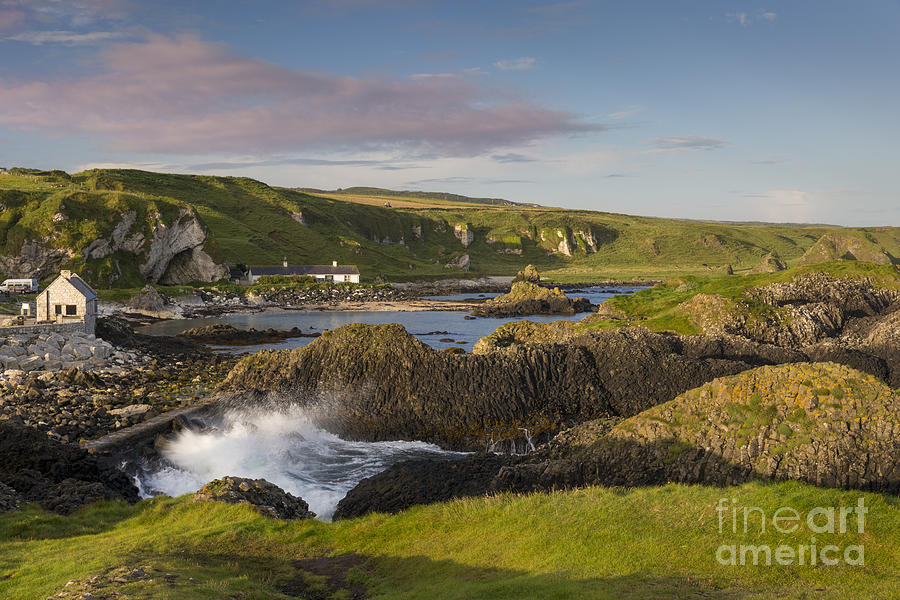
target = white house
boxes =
[248,260,360,284]
[35,270,98,334]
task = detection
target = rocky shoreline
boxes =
[3,268,899,521]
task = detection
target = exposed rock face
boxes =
[160,245,228,285]
[495,363,900,495]
[341,363,900,517]
[127,285,168,314]
[798,233,891,266]
[750,252,787,273]
[218,324,806,451]
[141,208,227,284]
[334,453,510,520]
[453,224,474,247]
[0,240,74,279]
[676,273,900,350]
[513,264,541,284]
[83,210,145,259]
[0,420,140,514]
[444,253,470,271]
[193,476,315,519]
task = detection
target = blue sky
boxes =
[1,1,898,225]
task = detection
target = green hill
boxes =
[1,168,899,287]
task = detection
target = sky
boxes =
[0,1,898,226]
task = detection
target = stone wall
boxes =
[0,322,87,336]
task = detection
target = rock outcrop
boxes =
[0,240,75,280]
[338,363,900,517]
[471,265,593,317]
[141,208,228,284]
[334,453,511,520]
[444,253,471,271]
[193,477,315,519]
[0,420,140,514]
[750,252,787,273]
[495,362,900,495]
[453,223,474,247]
[675,272,900,351]
[218,323,808,451]
[798,233,892,266]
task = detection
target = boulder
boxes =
[193,477,315,519]
[108,404,152,418]
[0,480,22,514]
[0,420,140,514]
[127,285,168,314]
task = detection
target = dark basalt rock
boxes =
[334,453,511,520]
[0,481,22,514]
[219,324,795,451]
[178,322,318,345]
[337,363,900,516]
[193,476,315,519]
[496,362,900,495]
[0,420,140,514]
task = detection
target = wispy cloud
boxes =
[493,57,537,71]
[644,135,728,152]
[607,105,643,120]
[1,0,128,28]
[0,34,601,157]
[492,153,536,163]
[7,29,126,45]
[406,176,533,186]
[726,10,777,26]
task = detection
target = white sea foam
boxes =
[137,405,460,520]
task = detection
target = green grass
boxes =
[0,482,897,599]
[587,261,900,334]
[3,168,900,287]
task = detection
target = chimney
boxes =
[60,270,72,279]
[332,260,338,267]
[283,257,288,268]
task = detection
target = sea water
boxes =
[136,405,462,520]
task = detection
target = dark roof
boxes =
[249,265,359,276]
[68,276,97,300]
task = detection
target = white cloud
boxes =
[7,29,125,45]
[493,57,537,71]
[644,135,728,152]
[726,10,777,26]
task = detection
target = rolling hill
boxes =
[1,167,899,287]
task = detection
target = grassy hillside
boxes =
[301,186,534,207]
[2,168,899,286]
[1,482,897,599]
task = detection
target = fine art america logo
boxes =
[715,497,866,566]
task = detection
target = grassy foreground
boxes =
[1,482,897,599]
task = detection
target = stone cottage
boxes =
[36,270,98,334]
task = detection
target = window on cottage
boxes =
[65,305,77,315]
[54,305,63,315]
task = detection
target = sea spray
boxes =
[136,404,463,520]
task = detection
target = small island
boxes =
[472,265,594,317]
